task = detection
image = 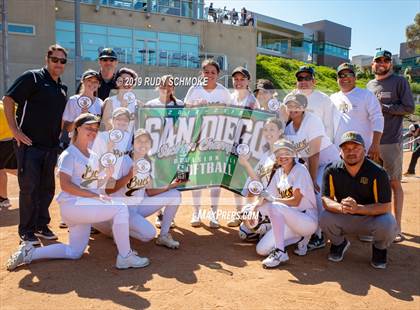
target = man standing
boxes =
[320,131,397,269]
[295,66,337,142]
[3,44,68,245]
[330,63,384,162]
[367,50,415,242]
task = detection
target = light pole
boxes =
[1,0,9,94]
[75,0,82,89]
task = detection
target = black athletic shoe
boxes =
[20,232,41,246]
[328,239,350,262]
[308,233,326,250]
[371,245,387,269]
[34,226,58,240]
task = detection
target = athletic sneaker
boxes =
[0,197,11,208]
[190,213,201,227]
[227,218,241,227]
[371,245,387,269]
[6,242,35,271]
[328,239,350,262]
[20,233,41,246]
[155,233,180,249]
[116,250,150,269]
[262,248,289,268]
[307,233,326,250]
[359,235,374,242]
[209,210,220,229]
[393,233,405,243]
[34,226,58,240]
[293,240,308,256]
[155,213,176,229]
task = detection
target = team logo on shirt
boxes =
[109,129,124,143]
[100,152,117,168]
[77,96,92,110]
[125,173,151,196]
[81,165,99,187]
[360,177,369,185]
[248,180,264,195]
[136,159,151,174]
[278,186,293,199]
[268,99,279,112]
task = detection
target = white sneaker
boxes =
[262,248,289,268]
[209,210,220,229]
[190,213,201,227]
[227,218,241,227]
[0,198,11,208]
[116,250,150,269]
[294,241,308,256]
[6,242,35,271]
[155,214,162,228]
[155,233,180,249]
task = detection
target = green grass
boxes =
[256,55,370,97]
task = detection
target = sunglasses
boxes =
[49,56,67,64]
[100,58,116,62]
[297,76,313,82]
[338,72,355,79]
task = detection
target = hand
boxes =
[238,153,250,166]
[13,128,32,146]
[169,177,189,189]
[105,166,115,179]
[368,143,380,162]
[341,197,359,214]
[97,194,112,202]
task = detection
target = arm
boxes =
[381,79,415,116]
[238,155,259,181]
[368,131,382,162]
[3,96,32,145]
[145,179,186,196]
[271,188,303,207]
[322,196,344,214]
[105,170,133,195]
[63,120,75,133]
[341,196,391,215]
[308,136,322,191]
[59,172,101,198]
[101,98,113,130]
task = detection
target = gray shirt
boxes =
[367,74,415,144]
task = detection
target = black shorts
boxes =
[0,140,17,170]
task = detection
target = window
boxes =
[0,23,35,35]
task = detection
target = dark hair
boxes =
[201,59,220,74]
[47,44,68,58]
[159,75,179,105]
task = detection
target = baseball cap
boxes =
[272,139,296,155]
[74,113,100,128]
[112,107,131,119]
[81,69,101,81]
[337,63,355,74]
[295,66,315,77]
[134,128,152,140]
[231,66,251,80]
[283,93,308,109]
[409,124,419,132]
[339,131,365,147]
[374,50,392,61]
[99,48,118,60]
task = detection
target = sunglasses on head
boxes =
[100,58,116,62]
[338,72,355,79]
[297,76,313,82]
[48,56,67,64]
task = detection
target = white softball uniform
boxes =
[241,150,275,196]
[62,94,103,122]
[184,83,232,106]
[145,97,184,107]
[255,163,318,255]
[93,156,180,240]
[230,91,259,109]
[31,145,132,262]
[330,87,384,151]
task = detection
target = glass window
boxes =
[0,23,35,35]
[159,41,180,51]
[108,35,131,47]
[56,20,74,31]
[181,0,193,18]
[81,23,107,34]
[82,33,107,46]
[134,30,157,40]
[181,35,198,45]
[181,43,198,53]
[56,30,75,45]
[158,32,179,42]
[108,26,131,37]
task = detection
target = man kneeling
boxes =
[320,131,397,269]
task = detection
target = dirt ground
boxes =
[0,153,419,310]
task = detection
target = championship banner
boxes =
[137,106,277,195]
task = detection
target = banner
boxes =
[137,106,277,195]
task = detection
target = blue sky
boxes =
[210,0,419,58]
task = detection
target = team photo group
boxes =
[1,43,416,272]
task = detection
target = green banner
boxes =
[137,106,276,195]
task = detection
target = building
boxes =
[352,55,373,70]
[400,41,420,82]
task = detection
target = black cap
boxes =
[81,69,101,81]
[339,131,365,147]
[254,79,275,92]
[231,66,251,80]
[99,48,118,60]
[374,50,392,61]
[74,113,101,128]
[337,62,355,74]
[295,66,315,78]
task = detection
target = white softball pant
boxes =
[31,198,131,261]
[256,201,318,256]
[94,189,181,242]
[192,188,222,217]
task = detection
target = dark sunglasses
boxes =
[48,56,67,64]
[297,76,313,82]
[100,58,116,62]
[338,72,355,79]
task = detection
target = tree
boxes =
[406,13,420,51]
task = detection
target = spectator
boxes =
[240,7,247,25]
[231,8,239,25]
[403,123,419,176]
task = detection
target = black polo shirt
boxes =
[322,158,391,205]
[76,72,116,101]
[6,68,67,149]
